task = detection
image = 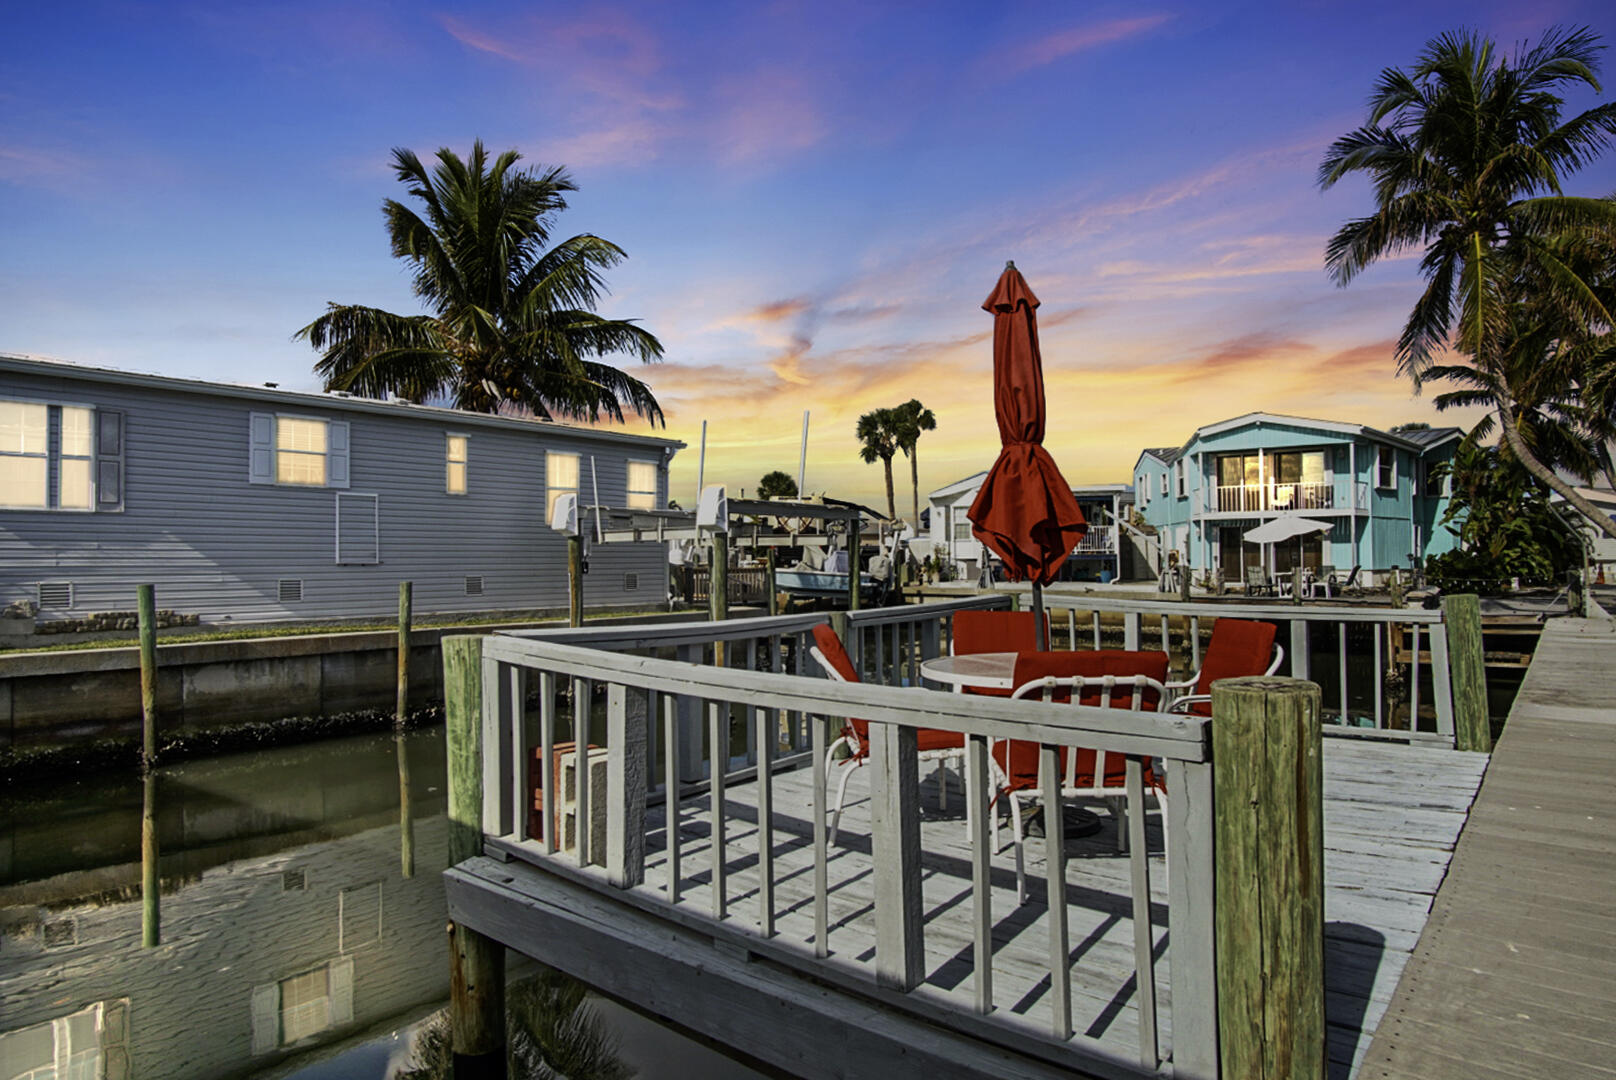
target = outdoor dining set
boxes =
[808,609,1284,902]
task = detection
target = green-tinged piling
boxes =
[1442,593,1491,753]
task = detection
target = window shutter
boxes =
[96,410,125,511]
[328,957,355,1026]
[250,982,279,1054]
[249,413,275,484]
[327,421,350,488]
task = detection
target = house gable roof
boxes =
[0,352,685,452]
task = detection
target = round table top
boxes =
[918,652,1020,691]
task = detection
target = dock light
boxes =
[697,485,729,534]
[549,491,580,536]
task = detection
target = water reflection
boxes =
[0,729,766,1080]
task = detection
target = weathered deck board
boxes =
[1361,617,1616,1080]
[464,734,1482,1078]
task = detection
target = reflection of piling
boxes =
[443,634,507,1077]
[397,581,415,878]
[137,584,160,948]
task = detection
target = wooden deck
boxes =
[1361,617,1616,1079]
[453,735,1485,1079]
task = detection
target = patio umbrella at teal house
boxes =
[966,262,1088,649]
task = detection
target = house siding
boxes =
[0,365,675,622]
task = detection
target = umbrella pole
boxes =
[1032,581,1047,651]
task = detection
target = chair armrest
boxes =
[1166,694,1212,715]
[1163,676,1198,692]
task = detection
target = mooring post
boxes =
[1212,675,1326,1080]
[765,546,778,617]
[396,581,415,878]
[1388,566,1404,608]
[136,584,160,948]
[568,535,584,628]
[1441,593,1491,753]
[1292,567,1304,606]
[710,532,729,667]
[442,633,506,1077]
[847,514,861,612]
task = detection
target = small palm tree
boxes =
[297,141,664,424]
[856,407,901,521]
[1319,26,1616,537]
[890,399,936,528]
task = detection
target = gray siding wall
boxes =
[0,370,672,621]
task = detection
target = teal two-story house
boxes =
[1133,413,1462,586]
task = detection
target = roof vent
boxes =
[464,575,484,596]
[38,582,73,609]
[278,579,304,603]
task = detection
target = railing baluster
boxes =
[1373,623,1384,728]
[708,699,727,919]
[509,663,529,846]
[890,620,901,685]
[481,656,515,840]
[1430,621,1455,738]
[573,676,591,867]
[1126,757,1158,1068]
[1092,610,1102,650]
[1159,613,1169,653]
[539,672,556,855]
[745,638,758,765]
[1066,607,1076,651]
[1337,622,1348,723]
[967,732,993,1014]
[662,692,680,900]
[605,682,646,888]
[1042,743,1071,1039]
[1409,622,1422,730]
[1165,757,1217,1077]
[811,712,828,958]
[1190,614,1201,670]
[755,682,775,936]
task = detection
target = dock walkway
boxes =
[1361,617,1616,1079]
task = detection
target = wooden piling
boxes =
[1442,593,1491,753]
[137,584,160,948]
[1212,675,1326,1080]
[710,533,729,622]
[765,546,778,617]
[442,633,506,1076]
[137,584,157,768]
[1388,567,1404,609]
[1292,568,1304,606]
[396,582,415,877]
[141,767,159,948]
[847,515,861,612]
[568,535,585,628]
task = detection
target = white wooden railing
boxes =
[475,599,1219,1077]
[1028,593,1458,745]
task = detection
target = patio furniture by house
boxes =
[1163,618,1283,716]
[951,610,1049,695]
[809,623,965,844]
[998,648,1171,902]
[1311,564,1339,599]
[1244,566,1274,596]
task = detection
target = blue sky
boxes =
[4,1,1614,510]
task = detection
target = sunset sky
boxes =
[5,2,1615,515]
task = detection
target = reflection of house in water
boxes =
[0,732,451,1080]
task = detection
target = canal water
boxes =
[0,729,764,1079]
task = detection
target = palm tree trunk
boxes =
[909,449,920,528]
[1498,402,1616,540]
[883,457,896,521]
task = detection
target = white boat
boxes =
[774,568,883,599]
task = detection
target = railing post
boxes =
[871,719,923,990]
[1441,594,1491,753]
[606,683,648,886]
[1289,620,1310,681]
[1124,610,1142,651]
[1213,676,1326,1080]
[443,633,507,1078]
[1165,756,1217,1080]
[444,635,488,865]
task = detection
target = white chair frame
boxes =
[809,644,966,846]
[1162,642,1284,716]
[1000,674,1169,904]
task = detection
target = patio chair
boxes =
[1311,565,1338,599]
[951,609,1050,669]
[1163,618,1283,716]
[1243,565,1273,596]
[998,648,1171,903]
[808,623,964,844]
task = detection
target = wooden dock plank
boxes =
[1361,617,1616,1080]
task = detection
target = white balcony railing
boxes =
[1212,481,1336,513]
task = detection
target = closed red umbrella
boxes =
[967,262,1087,646]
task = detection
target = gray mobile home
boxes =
[0,353,683,624]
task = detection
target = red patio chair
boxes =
[996,649,1171,902]
[1164,618,1283,716]
[808,623,964,844]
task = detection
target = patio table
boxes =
[918,651,1020,691]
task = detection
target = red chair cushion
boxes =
[953,610,1047,655]
[811,623,859,683]
[811,623,962,755]
[918,728,965,752]
[990,740,1136,792]
[1011,650,1170,709]
[1190,619,1278,715]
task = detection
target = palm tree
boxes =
[757,470,798,499]
[855,407,901,521]
[1319,27,1616,536]
[890,399,936,528]
[297,141,664,424]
